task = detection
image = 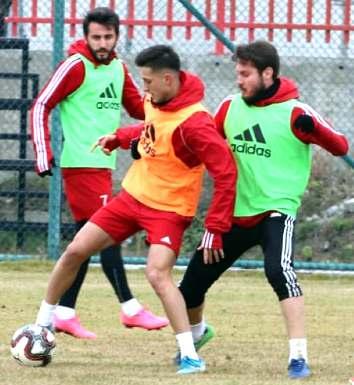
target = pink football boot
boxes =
[53,315,97,339]
[120,308,169,330]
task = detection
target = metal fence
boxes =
[0,0,353,263]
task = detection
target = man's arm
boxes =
[291,103,349,155]
[178,111,237,262]
[96,122,144,154]
[121,63,145,120]
[214,96,233,138]
[30,56,84,175]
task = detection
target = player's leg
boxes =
[261,213,310,378]
[98,186,169,330]
[83,170,168,330]
[53,220,97,338]
[58,220,90,309]
[55,170,102,337]
[100,244,169,330]
[36,222,115,330]
[174,229,255,367]
[179,224,256,354]
[141,209,205,374]
[60,170,167,332]
[101,244,133,302]
[145,244,205,374]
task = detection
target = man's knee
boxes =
[179,280,205,309]
[60,240,87,269]
[145,265,170,295]
[178,252,222,308]
[265,267,302,300]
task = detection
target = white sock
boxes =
[36,300,57,327]
[191,319,206,342]
[176,331,198,360]
[121,298,143,317]
[55,305,76,320]
[289,338,308,362]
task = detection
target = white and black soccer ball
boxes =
[10,324,56,367]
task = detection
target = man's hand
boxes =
[198,229,224,264]
[38,158,56,177]
[91,134,120,155]
[130,138,141,159]
[294,114,315,134]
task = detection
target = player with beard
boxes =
[177,40,349,379]
[31,7,168,339]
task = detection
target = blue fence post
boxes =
[176,0,235,52]
[47,0,64,260]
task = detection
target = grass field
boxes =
[1,261,354,385]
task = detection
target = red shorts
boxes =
[62,168,113,221]
[90,189,193,256]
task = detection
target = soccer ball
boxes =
[10,324,56,367]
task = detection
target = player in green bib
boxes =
[31,7,168,339]
[178,40,349,379]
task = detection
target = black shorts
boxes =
[179,213,302,307]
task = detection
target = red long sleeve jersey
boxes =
[114,71,237,235]
[30,39,144,174]
[214,77,349,227]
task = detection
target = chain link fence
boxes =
[0,0,353,262]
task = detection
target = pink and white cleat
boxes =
[53,315,97,339]
[120,308,169,330]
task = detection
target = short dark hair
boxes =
[83,7,120,36]
[232,40,280,79]
[135,45,180,72]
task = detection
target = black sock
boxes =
[58,258,90,308]
[58,220,90,308]
[100,245,133,303]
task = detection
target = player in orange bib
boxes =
[34,45,237,374]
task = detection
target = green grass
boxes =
[1,261,354,385]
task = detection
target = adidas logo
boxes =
[234,124,266,143]
[232,124,271,158]
[99,83,117,98]
[96,83,120,110]
[160,236,172,245]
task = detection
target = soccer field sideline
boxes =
[2,253,354,274]
[98,261,354,276]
